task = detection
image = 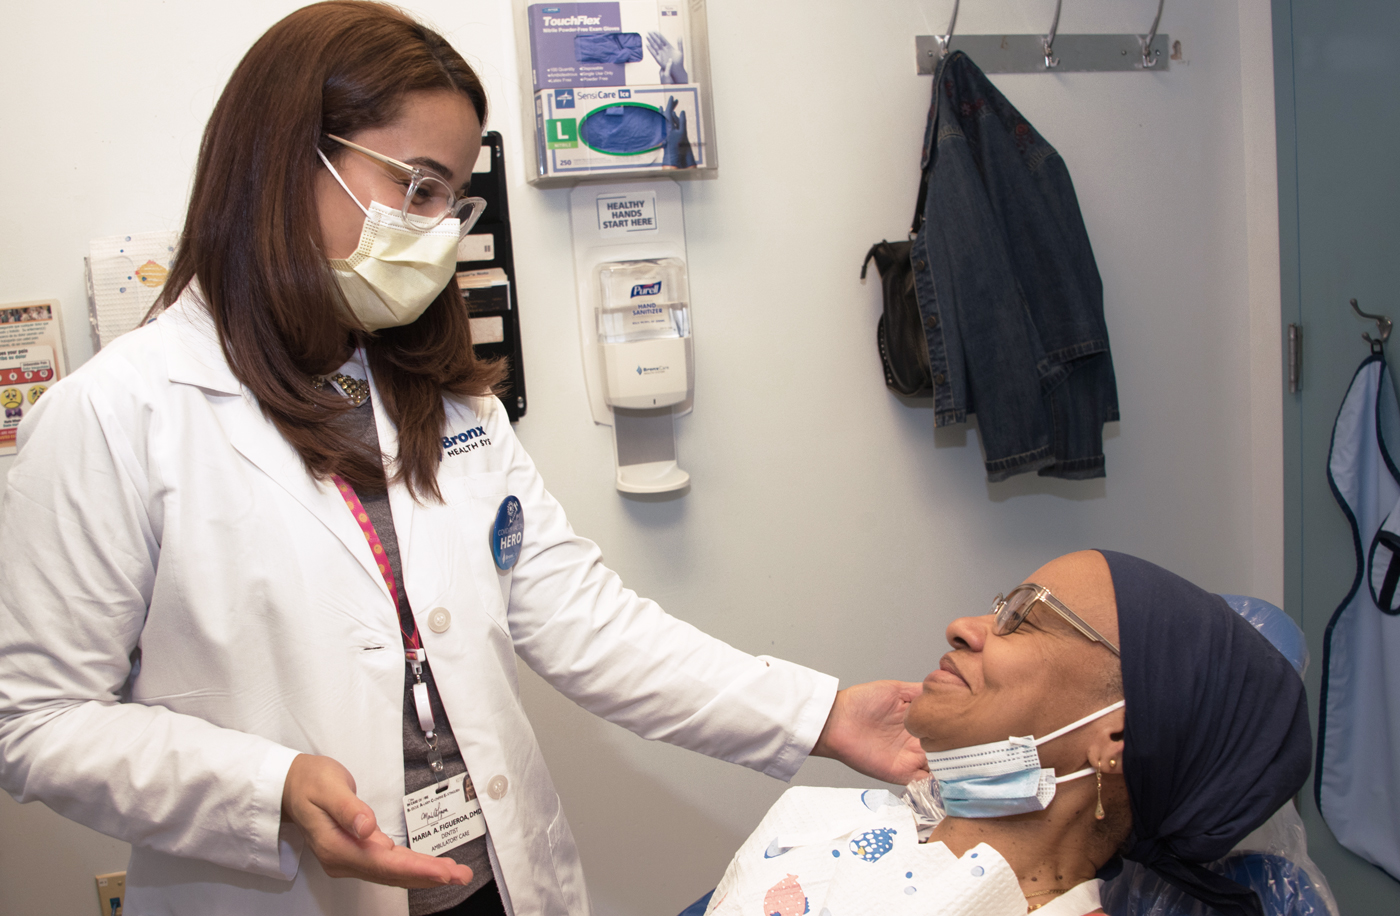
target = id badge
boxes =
[403,773,486,856]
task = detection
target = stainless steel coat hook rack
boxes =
[1351,298,1392,354]
[917,0,1170,74]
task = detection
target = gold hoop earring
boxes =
[1095,770,1105,821]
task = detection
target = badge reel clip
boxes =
[569,179,693,494]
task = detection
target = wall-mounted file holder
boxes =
[458,131,529,423]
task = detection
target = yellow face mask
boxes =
[318,149,460,331]
[327,201,459,331]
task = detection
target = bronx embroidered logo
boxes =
[442,425,491,458]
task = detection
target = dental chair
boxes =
[674,596,1338,916]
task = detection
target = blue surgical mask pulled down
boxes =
[925,700,1125,818]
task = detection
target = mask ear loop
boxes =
[1031,699,1126,785]
[316,147,370,218]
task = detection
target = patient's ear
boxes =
[1083,706,1126,774]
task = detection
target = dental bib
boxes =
[925,701,1125,818]
[705,786,1029,916]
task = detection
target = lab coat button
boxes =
[487,775,508,799]
[427,607,452,633]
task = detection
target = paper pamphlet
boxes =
[86,230,179,350]
[0,300,68,456]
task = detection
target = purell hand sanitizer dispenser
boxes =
[570,180,693,493]
[597,259,690,408]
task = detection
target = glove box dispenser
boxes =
[516,0,717,186]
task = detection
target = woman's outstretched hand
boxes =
[811,680,929,785]
[282,754,472,888]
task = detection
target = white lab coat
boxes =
[0,294,838,916]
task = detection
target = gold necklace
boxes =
[311,373,370,408]
[1023,886,1071,912]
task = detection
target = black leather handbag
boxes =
[862,131,935,398]
[861,239,931,396]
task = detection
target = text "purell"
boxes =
[630,282,661,298]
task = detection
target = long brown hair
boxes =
[157,0,505,501]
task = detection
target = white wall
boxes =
[0,2,1280,915]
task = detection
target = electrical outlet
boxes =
[95,871,125,916]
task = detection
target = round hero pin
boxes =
[492,495,523,571]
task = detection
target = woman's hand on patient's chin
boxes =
[281,754,472,889]
[812,680,930,785]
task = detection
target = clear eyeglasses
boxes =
[325,133,486,237]
[991,583,1121,656]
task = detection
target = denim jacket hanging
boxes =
[911,51,1118,481]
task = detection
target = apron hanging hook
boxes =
[1351,298,1392,355]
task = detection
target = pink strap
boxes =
[333,474,420,651]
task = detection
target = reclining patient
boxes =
[704,550,1311,916]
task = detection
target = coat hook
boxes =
[1351,298,1392,354]
[1140,0,1166,68]
[1043,0,1063,68]
[939,0,960,56]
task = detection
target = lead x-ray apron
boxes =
[1320,352,1400,880]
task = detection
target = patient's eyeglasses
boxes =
[991,583,1120,656]
[324,134,486,237]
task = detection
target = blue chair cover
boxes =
[678,889,713,916]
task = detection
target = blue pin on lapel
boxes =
[492,496,524,570]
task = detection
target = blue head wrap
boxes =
[1099,550,1312,916]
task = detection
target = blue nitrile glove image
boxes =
[646,31,688,84]
[662,96,696,169]
[579,104,669,154]
[574,32,643,64]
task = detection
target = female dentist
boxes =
[0,4,924,916]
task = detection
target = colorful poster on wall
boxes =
[0,300,68,456]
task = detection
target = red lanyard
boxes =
[333,475,421,652]
[334,475,444,776]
